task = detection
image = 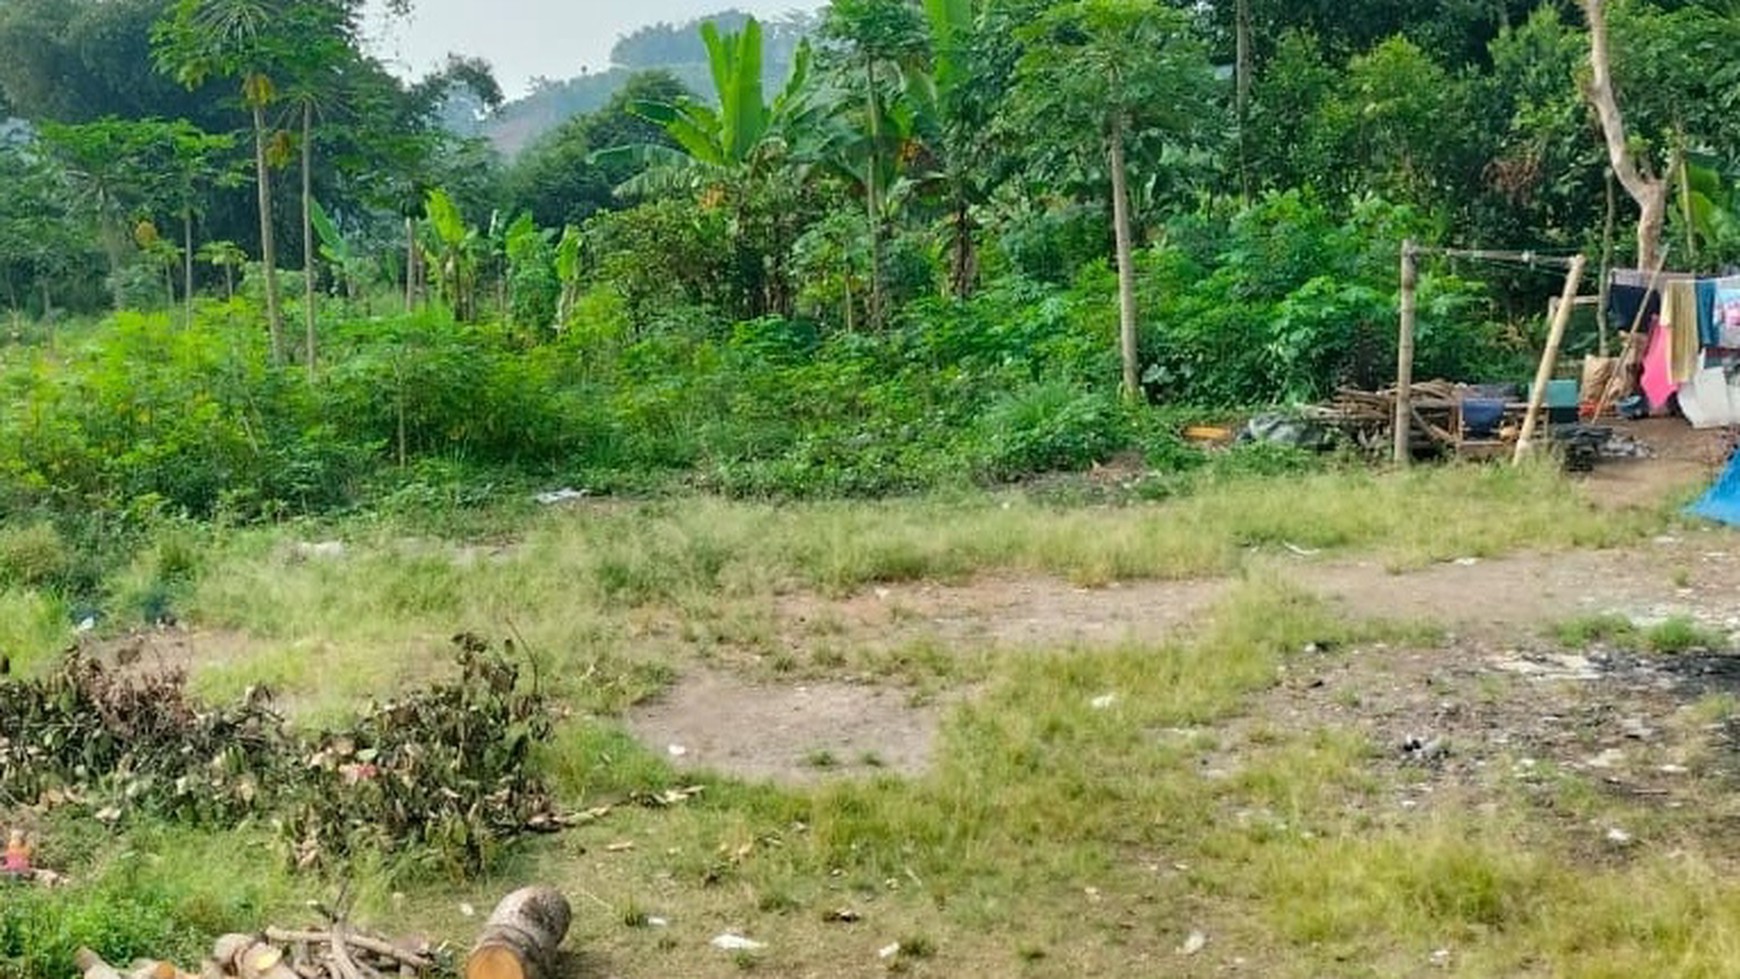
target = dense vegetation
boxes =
[0,0,1737,538]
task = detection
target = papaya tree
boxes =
[1012,0,1216,400]
[153,0,292,362]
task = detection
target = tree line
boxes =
[2,0,1739,399]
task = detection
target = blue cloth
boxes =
[1689,450,1740,526]
[1698,279,1721,347]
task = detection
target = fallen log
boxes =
[464,888,572,979]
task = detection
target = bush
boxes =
[975,382,1132,480]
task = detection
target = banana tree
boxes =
[309,198,373,309]
[596,17,822,315]
[421,187,482,321]
[553,224,581,332]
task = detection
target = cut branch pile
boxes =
[0,633,558,877]
[69,888,573,979]
[1310,380,1464,451]
[75,922,434,979]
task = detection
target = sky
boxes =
[363,1,822,99]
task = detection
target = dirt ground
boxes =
[627,421,1740,786]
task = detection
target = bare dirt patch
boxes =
[775,575,1226,654]
[625,669,941,783]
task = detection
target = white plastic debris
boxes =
[1091,693,1118,710]
[878,943,901,960]
[711,934,765,951]
[1178,931,1207,956]
[1429,948,1451,968]
[647,917,669,928]
[534,488,588,505]
[667,744,688,758]
[1606,827,1635,846]
[458,903,475,918]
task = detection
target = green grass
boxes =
[1554,613,1728,654]
[1,464,1727,977]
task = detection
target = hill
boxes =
[472,8,816,156]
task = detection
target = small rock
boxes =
[1178,931,1207,956]
[711,934,765,951]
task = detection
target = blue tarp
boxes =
[1689,450,1740,526]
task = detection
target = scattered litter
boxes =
[823,908,861,924]
[1282,542,1321,557]
[1090,693,1118,710]
[533,487,588,505]
[647,916,669,928]
[1177,931,1207,956]
[458,903,476,918]
[1587,748,1627,770]
[290,541,347,561]
[1400,736,1448,762]
[1430,948,1452,968]
[874,588,891,601]
[1659,764,1690,775]
[667,744,688,758]
[1606,827,1635,846]
[1084,887,1102,903]
[1619,717,1655,740]
[711,934,765,952]
[605,841,635,853]
[878,943,901,960]
[1452,557,1480,567]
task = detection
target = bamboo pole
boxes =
[1394,239,1418,466]
[1514,254,1589,464]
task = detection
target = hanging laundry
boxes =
[1716,277,1740,349]
[1698,278,1720,347]
[1640,316,1677,411]
[1662,280,1701,384]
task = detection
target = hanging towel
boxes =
[1663,280,1701,383]
[1641,316,1677,411]
[1698,278,1720,347]
[1716,277,1740,349]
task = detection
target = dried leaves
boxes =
[0,634,557,877]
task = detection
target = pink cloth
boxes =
[1641,318,1677,412]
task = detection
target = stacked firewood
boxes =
[1315,381,1463,449]
[76,926,433,979]
[73,888,571,979]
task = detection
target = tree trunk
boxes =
[405,216,417,312]
[1109,116,1140,402]
[1581,0,1667,269]
[224,264,235,301]
[253,101,285,365]
[465,887,571,979]
[183,207,195,327]
[864,61,885,330]
[950,199,977,299]
[1235,0,1254,202]
[302,100,317,381]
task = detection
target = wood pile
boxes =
[1311,381,1463,450]
[72,888,573,979]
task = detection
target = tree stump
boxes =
[464,888,572,979]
